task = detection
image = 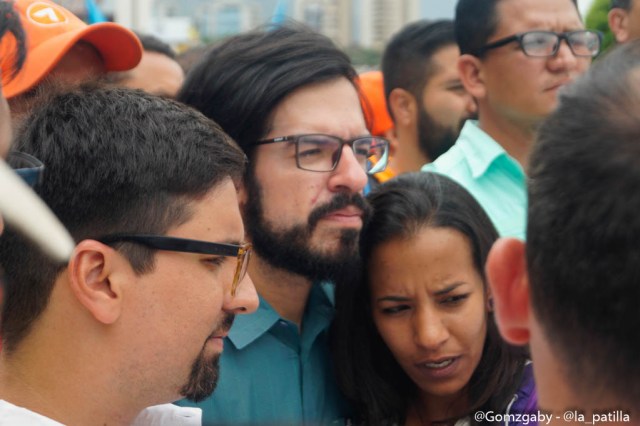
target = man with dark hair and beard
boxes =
[381,19,477,178]
[423,0,597,239]
[0,85,258,425]
[177,24,390,425]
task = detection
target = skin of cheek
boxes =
[309,183,321,205]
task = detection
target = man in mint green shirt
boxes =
[423,0,598,239]
[177,25,389,425]
[424,120,527,239]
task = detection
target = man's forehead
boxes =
[267,77,367,136]
[173,180,244,238]
[493,0,581,31]
[427,44,460,77]
[279,77,359,104]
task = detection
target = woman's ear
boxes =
[486,238,531,346]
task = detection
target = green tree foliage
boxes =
[585,0,616,54]
[345,46,382,69]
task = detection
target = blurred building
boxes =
[293,0,351,47]
[54,0,431,49]
[357,0,420,49]
[190,1,261,39]
[291,0,421,49]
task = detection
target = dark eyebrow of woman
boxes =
[433,282,465,296]
[376,295,410,303]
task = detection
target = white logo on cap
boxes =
[27,2,68,26]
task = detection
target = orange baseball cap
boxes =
[1,0,142,98]
[357,70,394,137]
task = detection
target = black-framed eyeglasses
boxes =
[95,234,252,297]
[7,151,44,188]
[252,134,390,175]
[477,30,602,58]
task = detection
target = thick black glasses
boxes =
[96,234,252,297]
[253,134,390,175]
[7,151,44,187]
[478,30,602,58]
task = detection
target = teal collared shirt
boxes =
[176,282,349,426]
[422,120,527,240]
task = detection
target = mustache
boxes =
[307,192,372,230]
[210,313,235,338]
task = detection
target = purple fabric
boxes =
[505,362,538,426]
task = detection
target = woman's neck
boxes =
[409,389,469,425]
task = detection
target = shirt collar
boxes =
[457,120,511,179]
[227,281,335,350]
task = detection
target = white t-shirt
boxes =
[0,400,202,425]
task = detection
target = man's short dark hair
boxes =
[0,85,246,353]
[0,0,26,82]
[177,23,358,156]
[134,31,176,59]
[381,20,456,118]
[455,0,579,56]
[611,0,632,10]
[527,40,640,406]
[176,43,214,75]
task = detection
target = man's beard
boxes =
[180,314,235,402]
[243,175,371,283]
[418,106,472,162]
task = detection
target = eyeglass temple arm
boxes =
[476,35,518,55]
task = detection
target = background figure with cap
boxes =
[0,0,74,319]
[0,0,27,314]
[2,0,141,126]
[0,0,25,165]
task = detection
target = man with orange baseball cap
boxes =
[2,0,141,117]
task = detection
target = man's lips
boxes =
[546,79,572,92]
[205,315,235,349]
[206,330,229,350]
[210,334,227,340]
[208,327,230,341]
[321,206,363,222]
[209,331,229,340]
